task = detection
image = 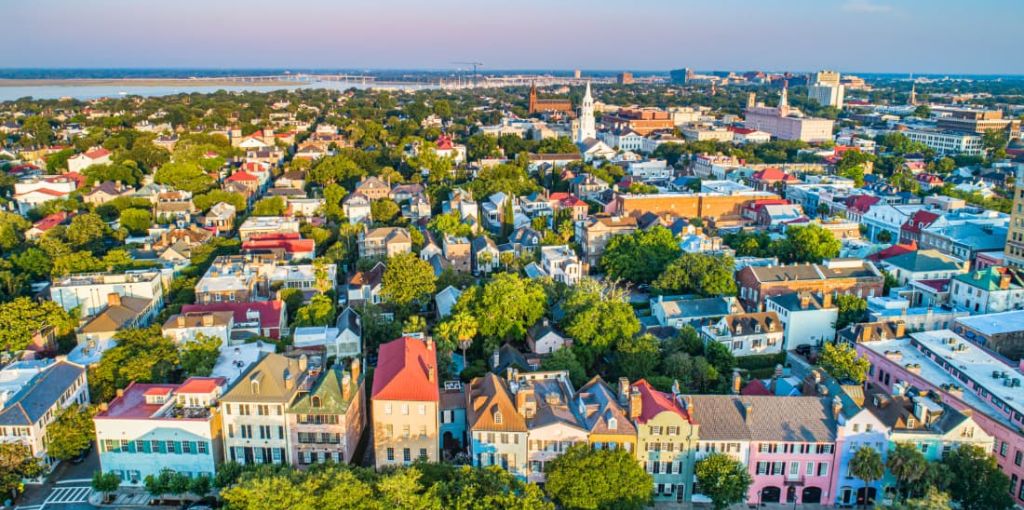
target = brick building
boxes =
[737,259,884,309]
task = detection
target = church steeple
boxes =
[576,81,596,143]
[909,83,917,106]
[779,81,789,108]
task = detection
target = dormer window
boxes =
[608,417,617,430]
[494,410,503,424]
[311,396,321,408]
[250,380,260,394]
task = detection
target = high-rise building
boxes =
[669,68,690,84]
[617,72,634,85]
[576,82,596,143]
[808,70,844,109]
[573,69,581,79]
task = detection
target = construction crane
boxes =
[452,61,483,87]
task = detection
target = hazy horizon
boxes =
[3,0,1023,75]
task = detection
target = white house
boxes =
[764,292,839,350]
[67,147,112,173]
[700,312,784,357]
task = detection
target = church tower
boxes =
[778,81,790,115]
[909,83,918,106]
[528,82,538,113]
[576,81,596,143]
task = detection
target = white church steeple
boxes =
[576,81,596,143]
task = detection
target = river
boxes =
[0,80,438,102]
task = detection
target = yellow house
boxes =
[370,337,440,469]
[579,376,637,453]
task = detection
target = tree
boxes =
[119,208,153,235]
[544,444,652,510]
[941,444,1014,510]
[654,253,737,297]
[819,342,870,383]
[46,404,95,461]
[427,212,473,238]
[0,212,31,253]
[65,212,111,251]
[403,315,426,335]
[251,197,286,216]
[561,279,639,368]
[835,294,868,329]
[600,226,681,283]
[0,297,75,352]
[849,447,884,508]
[82,162,144,187]
[370,199,401,225]
[436,311,478,361]
[193,190,247,213]
[694,453,753,510]
[154,161,214,194]
[876,230,893,243]
[455,273,547,351]
[777,224,840,264]
[540,348,587,388]
[432,465,553,510]
[467,133,498,161]
[308,154,365,187]
[92,471,121,504]
[615,334,660,381]
[22,115,54,145]
[887,442,928,503]
[0,443,44,500]
[894,487,953,510]
[90,327,180,402]
[293,294,336,327]
[179,333,221,377]
[380,253,436,312]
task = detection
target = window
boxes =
[401,404,409,415]
[1000,441,1009,457]
[806,462,814,476]
[817,462,829,477]
[403,448,411,462]
[198,442,208,455]
[1015,450,1022,467]
[384,403,392,415]
[418,404,426,415]
[419,448,428,460]
[386,448,394,461]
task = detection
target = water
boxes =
[0,80,438,102]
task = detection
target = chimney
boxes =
[671,379,681,397]
[116,388,124,398]
[99,402,109,412]
[731,370,742,394]
[516,387,534,417]
[298,354,308,374]
[201,313,214,327]
[426,338,435,351]
[491,349,500,369]
[176,315,186,327]
[685,395,695,418]
[628,387,642,420]
[895,320,906,338]
[351,358,361,382]
[800,292,811,310]
[428,365,436,383]
[999,272,1012,290]
[342,373,352,401]
[107,293,122,308]
[832,396,843,420]
[822,292,833,309]
[743,401,753,425]
[284,369,294,389]
[506,366,515,382]
[617,377,629,405]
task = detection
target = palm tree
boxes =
[850,446,884,509]
[887,442,928,503]
[437,311,478,362]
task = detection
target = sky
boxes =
[2,0,1023,75]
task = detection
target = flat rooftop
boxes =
[859,330,1023,429]
[955,310,1024,336]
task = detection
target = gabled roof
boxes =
[578,376,637,436]
[371,337,439,402]
[883,249,961,273]
[467,372,527,432]
[221,353,307,403]
[0,361,84,426]
[226,171,259,183]
[630,379,689,424]
[685,395,837,442]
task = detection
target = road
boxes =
[8,445,99,510]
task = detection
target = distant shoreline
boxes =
[0,78,298,88]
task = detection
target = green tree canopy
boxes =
[941,444,1014,510]
[819,342,871,383]
[600,226,681,283]
[455,273,547,352]
[46,404,95,461]
[90,326,180,402]
[544,444,653,510]
[380,252,436,312]
[0,297,75,352]
[179,333,221,377]
[835,294,868,330]
[293,294,337,327]
[653,253,737,297]
[561,279,640,368]
[251,196,286,216]
[777,224,841,264]
[695,452,753,510]
[154,161,215,194]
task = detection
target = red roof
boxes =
[144,387,173,396]
[32,211,69,231]
[740,380,773,396]
[549,192,571,202]
[727,126,757,135]
[96,382,178,419]
[62,172,87,187]
[177,377,225,394]
[867,241,918,262]
[630,379,689,424]
[371,337,439,402]
[560,196,586,208]
[180,300,285,334]
[242,238,315,254]
[901,210,940,234]
[915,278,951,292]
[84,148,111,159]
[915,173,943,185]
[845,194,881,214]
[751,167,796,182]
[226,171,259,182]
[23,188,70,197]
[436,135,454,151]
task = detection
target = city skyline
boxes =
[3,0,1023,74]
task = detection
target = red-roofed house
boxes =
[432,135,466,164]
[67,147,112,173]
[914,173,944,191]
[843,194,881,223]
[867,241,918,263]
[93,377,225,485]
[900,210,940,244]
[180,300,287,340]
[26,211,70,240]
[371,337,440,468]
[750,167,799,192]
[225,171,261,196]
[740,379,773,396]
[628,379,698,501]
[727,126,770,144]
[241,233,316,261]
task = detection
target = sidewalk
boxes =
[88,487,151,507]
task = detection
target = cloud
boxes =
[842,0,893,13]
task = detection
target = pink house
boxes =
[856,330,1024,507]
[688,395,839,505]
